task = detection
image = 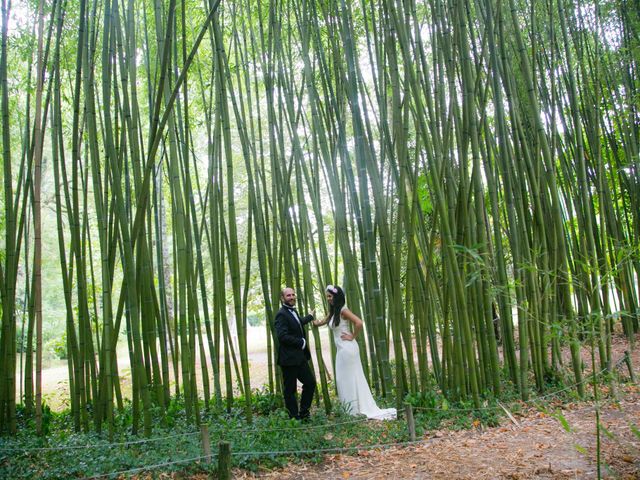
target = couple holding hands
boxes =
[274,285,396,421]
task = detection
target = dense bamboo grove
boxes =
[0,0,638,436]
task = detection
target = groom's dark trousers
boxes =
[274,305,316,419]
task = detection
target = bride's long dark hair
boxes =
[326,285,346,326]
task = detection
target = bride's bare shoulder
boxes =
[340,306,356,319]
[340,307,363,325]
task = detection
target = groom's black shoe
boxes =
[297,412,310,422]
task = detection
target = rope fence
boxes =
[215,416,370,434]
[3,353,636,479]
[230,438,429,457]
[0,416,370,454]
[411,360,633,413]
[1,357,632,454]
[0,431,201,453]
[82,437,431,479]
[84,385,640,480]
[83,454,212,480]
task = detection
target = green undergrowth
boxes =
[403,368,615,433]
[2,375,624,479]
[0,389,406,479]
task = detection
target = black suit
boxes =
[274,305,316,419]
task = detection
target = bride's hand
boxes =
[340,332,355,341]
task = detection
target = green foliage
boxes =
[1,395,408,478]
[1,0,637,450]
[555,412,572,433]
[404,388,441,410]
[14,401,54,437]
[404,389,504,432]
[599,422,615,440]
[244,387,282,416]
[416,174,433,216]
[247,314,263,327]
[50,333,67,360]
[573,443,588,455]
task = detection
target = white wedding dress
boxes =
[330,307,396,420]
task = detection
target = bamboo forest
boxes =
[0,0,638,477]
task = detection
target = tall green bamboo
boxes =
[0,0,638,438]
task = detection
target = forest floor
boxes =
[230,386,639,479]
[38,329,640,478]
[228,334,640,480]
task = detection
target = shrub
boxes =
[50,334,67,360]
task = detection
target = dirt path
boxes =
[234,387,639,479]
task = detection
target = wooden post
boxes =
[404,404,416,441]
[200,425,212,463]
[218,440,231,480]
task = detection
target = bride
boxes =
[313,285,396,420]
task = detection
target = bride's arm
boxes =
[340,308,363,340]
[312,314,330,327]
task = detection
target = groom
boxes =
[274,287,316,420]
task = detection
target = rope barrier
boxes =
[231,438,429,457]
[0,417,370,453]
[213,416,370,435]
[83,437,430,479]
[81,454,213,480]
[3,356,633,455]
[412,404,502,412]
[0,430,200,453]
[85,378,640,480]
[7,358,637,479]
[412,365,617,413]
